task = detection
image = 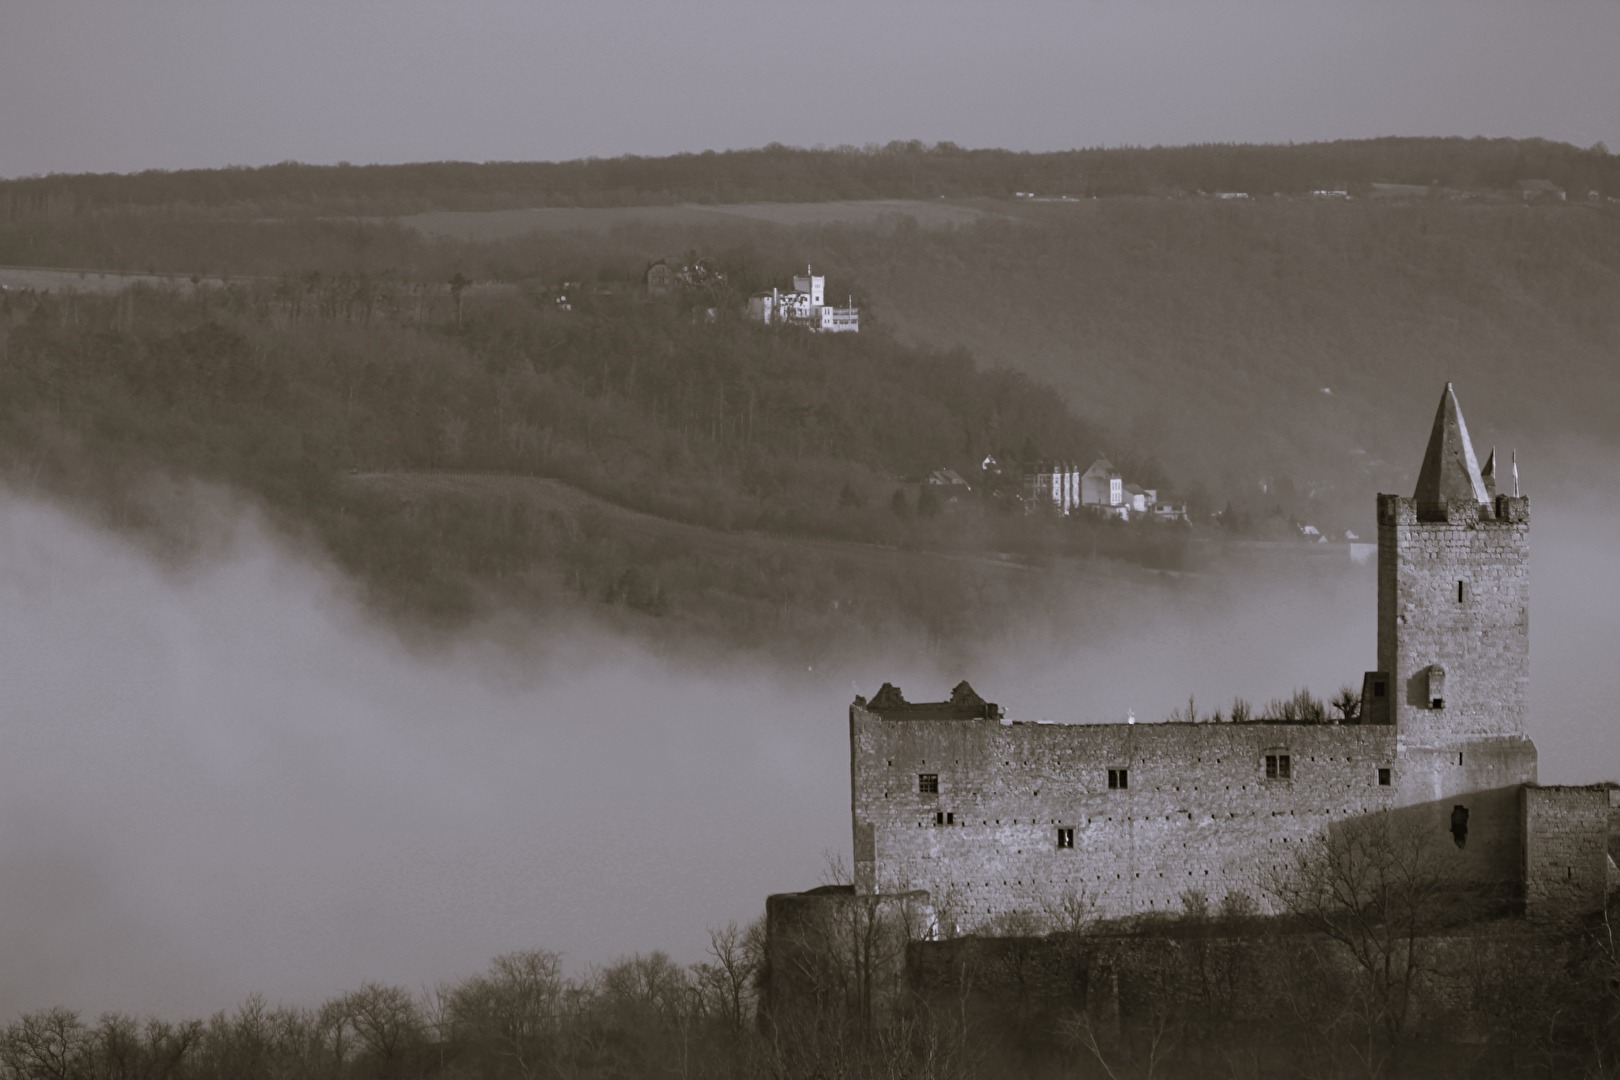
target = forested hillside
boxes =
[3,135,1617,644]
[1,280,1169,657]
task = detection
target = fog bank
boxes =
[0,481,1613,1019]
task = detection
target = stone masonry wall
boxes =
[1377,494,1530,748]
[1522,785,1615,920]
[851,709,1403,926]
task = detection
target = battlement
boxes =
[857,681,1003,721]
[1378,493,1530,526]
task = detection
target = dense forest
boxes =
[2,136,1615,219]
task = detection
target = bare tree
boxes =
[0,1008,90,1080]
[1265,811,1453,1077]
[338,982,425,1078]
[693,919,763,1033]
[444,950,565,1079]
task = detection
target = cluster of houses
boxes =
[914,457,1188,523]
[1022,458,1187,522]
[746,265,859,333]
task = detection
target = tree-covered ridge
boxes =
[0,279,1143,646]
[1,137,1613,219]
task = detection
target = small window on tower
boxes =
[1458,580,1466,603]
[1057,827,1074,849]
[1378,767,1391,786]
[919,774,939,794]
[935,811,945,825]
[1108,768,1129,790]
[1373,681,1386,698]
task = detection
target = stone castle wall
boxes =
[852,707,1542,926]
[1522,784,1620,920]
[852,711,1403,925]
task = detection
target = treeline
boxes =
[0,929,770,1080]
[2,137,1614,222]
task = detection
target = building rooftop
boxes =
[1413,382,1490,506]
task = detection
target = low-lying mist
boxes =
[1,465,1614,1020]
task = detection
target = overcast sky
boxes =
[3,0,1617,178]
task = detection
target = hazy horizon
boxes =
[3,1,1618,179]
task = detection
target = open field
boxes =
[343,469,1046,579]
[396,198,999,240]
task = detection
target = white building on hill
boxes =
[748,265,859,332]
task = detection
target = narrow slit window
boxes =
[1108,768,1129,790]
[1458,580,1466,603]
[1057,827,1074,849]
[946,812,955,825]
[919,773,938,794]
[935,811,945,826]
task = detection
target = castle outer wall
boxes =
[852,708,1538,927]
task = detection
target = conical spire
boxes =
[1413,383,1490,506]
[1481,447,1497,500]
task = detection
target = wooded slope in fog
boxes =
[2,136,1617,643]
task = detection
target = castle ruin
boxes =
[833,384,1616,932]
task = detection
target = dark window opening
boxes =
[1265,754,1292,780]
[1457,752,1464,766]
[1432,698,1446,709]
[946,812,955,825]
[1057,828,1074,849]
[1458,580,1466,603]
[1450,805,1469,849]
[919,773,938,794]
[1373,681,1386,698]
[935,811,944,825]
[1108,768,1129,790]
[1378,767,1391,786]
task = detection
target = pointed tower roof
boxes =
[1413,383,1490,505]
[1481,447,1498,500]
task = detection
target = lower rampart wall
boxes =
[1523,784,1619,919]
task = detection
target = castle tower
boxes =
[1373,384,1535,883]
